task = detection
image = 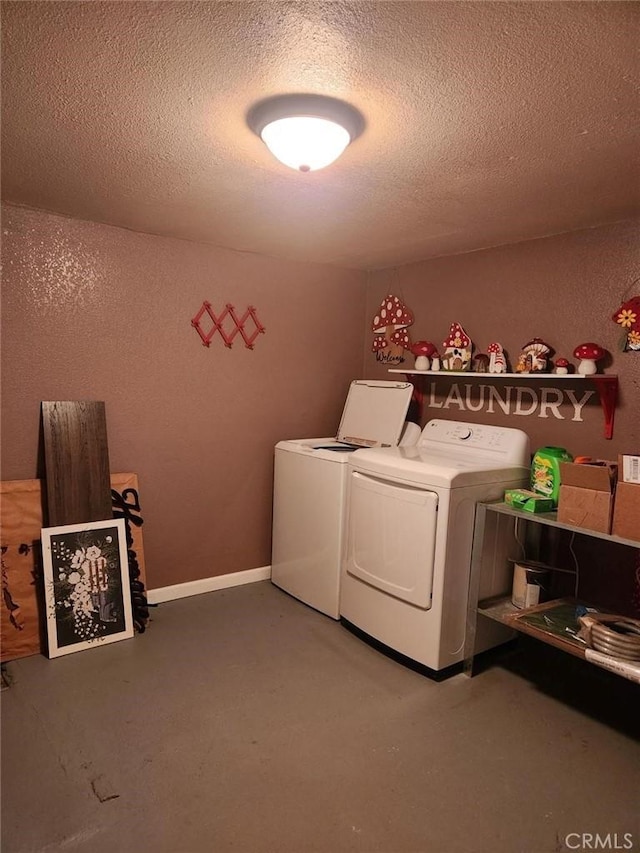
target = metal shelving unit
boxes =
[464,501,640,683]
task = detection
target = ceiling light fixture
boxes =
[247,94,365,173]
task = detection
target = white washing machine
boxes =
[271,380,417,618]
[340,419,530,675]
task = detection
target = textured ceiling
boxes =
[2,1,639,270]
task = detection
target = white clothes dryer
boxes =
[340,419,530,676]
[271,380,417,619]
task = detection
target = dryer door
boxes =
[346,471,438,609]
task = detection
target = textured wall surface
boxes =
[3,206,638,593]
[1,203,367,588]
[365,219,640,460]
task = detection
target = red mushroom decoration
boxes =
[573,342,606,375]
[441,322,473,371]
[410,340,437,370]
[611,295,640,351]
[371,295,414,364]
[554,357,571,375]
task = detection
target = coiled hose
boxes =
[578,614,640,661]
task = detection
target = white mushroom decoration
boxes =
[410,340,437,370]
[516,338,553,373]
[487,342,507,374]
[554,357,571,375]
[371,294,414,364]
[441,322,473,371]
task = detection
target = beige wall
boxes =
[1,204,367,589]
[365,220,640,460]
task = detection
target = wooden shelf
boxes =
[389,369,619,439]
[388,370,597,379]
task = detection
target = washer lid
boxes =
[336,381,413,448]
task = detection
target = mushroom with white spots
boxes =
[573,342,606,375]
[441,322,473,371]
[611,296,640,351]
[371,294,414,364]
[486,342,507,374]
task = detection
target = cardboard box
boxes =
[612,482,640,541]
[611,454,640,542]
[612,455,640,541]
[557,461,617,534]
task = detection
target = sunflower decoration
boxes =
[628,329,640,349]
[612,295,640,351]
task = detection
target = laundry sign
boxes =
[425,382,595,421]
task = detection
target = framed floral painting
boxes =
[41,518,134,658]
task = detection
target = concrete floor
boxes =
[2,580,639,853]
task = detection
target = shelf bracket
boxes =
[591,375,618,440]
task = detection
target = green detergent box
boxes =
[504,488,555,513]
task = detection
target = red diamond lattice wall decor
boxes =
[191,302,266,350]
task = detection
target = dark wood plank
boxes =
[41,401,112,527]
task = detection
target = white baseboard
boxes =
[147,565,272,605]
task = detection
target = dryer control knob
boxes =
[458,428,473,440]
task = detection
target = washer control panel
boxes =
[419,419,530,462]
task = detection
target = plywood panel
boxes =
[41,401,112,526]
[1,474,148,661]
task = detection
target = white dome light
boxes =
[261,116,351,172]
[248,94,364,173]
